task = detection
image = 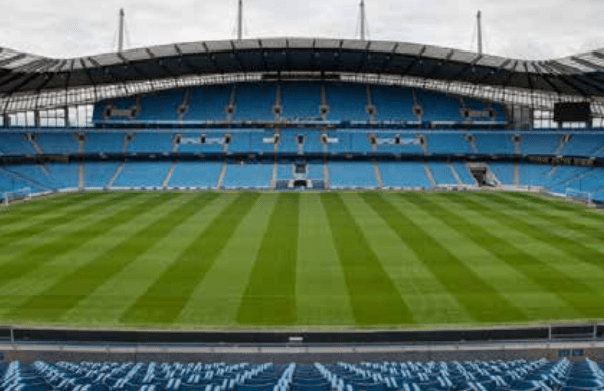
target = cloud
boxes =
[0,0,601,60]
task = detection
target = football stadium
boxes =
[2,1,604,387]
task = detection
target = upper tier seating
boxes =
[183,85,231,122]
[1,358,590,391]
[92,83,505,125]
[371,86,416,122]
[325,84,369,121]
[134,89,183,122]
[417,90,463,122]
[281,83,321,119]
[232,84,277,121]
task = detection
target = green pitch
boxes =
[0,190,603,330]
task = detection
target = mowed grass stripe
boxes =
[344,193,473,325]
[424,192,603,318]
[0,192,156,291]
[382,193,578,323]
[320,193,412,325]
[237,193,300,325]
[506,191,604,222]
[296,193,355,326]
[0,193,93,225]
[457,192,604,275]
[0,192,128,246]
[7,193,212,321]
[0,194,168,315]
[483,192,604,239]
[62,193,239,326]
[0,192,137,286]
[362,192,525,323]
[177,194,278,326]
[121,192,260,324]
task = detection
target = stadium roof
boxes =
[3,37,604,98]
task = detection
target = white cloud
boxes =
[0,0,601,60]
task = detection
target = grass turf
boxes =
[0,190,603,330]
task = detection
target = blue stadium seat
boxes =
[169,162,223,189]
[329,162,378,188]
[233,84,277,121]
[430,162,458,185]
[370,86,416,122]
[85,133,126,153]
[113,162,170,188]
[325,84,368,121]
[222,162,273,188]
[281,83,321,119]
[379,162,432,188]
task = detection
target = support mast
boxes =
[477,10,483,55]
[237,0,243,41]
[360,0,366,41]
[118,8,125,53]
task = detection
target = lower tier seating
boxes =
[1,359,600,391]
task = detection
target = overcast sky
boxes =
[0,0,602,60]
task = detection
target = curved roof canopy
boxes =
[2,38,604,97]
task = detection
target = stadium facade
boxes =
[0,37,604,198]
